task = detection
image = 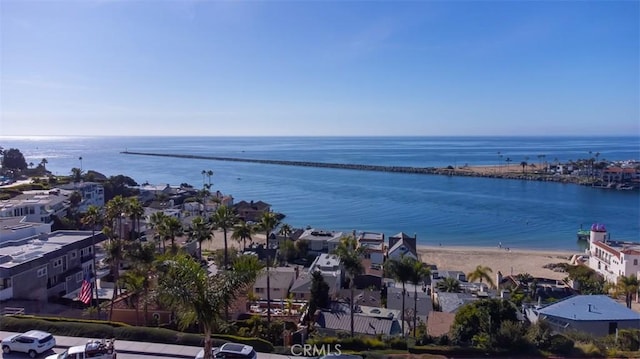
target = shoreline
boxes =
[199,231,581,280]
[418,244,580,280]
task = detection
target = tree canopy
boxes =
[2,148,27,170]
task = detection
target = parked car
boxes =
[1,330,56,358]
[195,343,257,359]
[45,338,116,359]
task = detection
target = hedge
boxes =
[0,317,273,352]
[8,315,130,328]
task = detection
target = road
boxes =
[2,348,161,359]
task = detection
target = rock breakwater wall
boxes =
[121,151,587,185]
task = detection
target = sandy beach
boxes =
[198,229,578,281]
[418,245,578,281]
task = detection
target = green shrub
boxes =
[574,342,603,357]
[548,334,574,355]
[8,315,129,328]
[386,337,407,350]
[614,329,640,351]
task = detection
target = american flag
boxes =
[78,272,93,305]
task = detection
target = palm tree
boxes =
[210,205,238,270]
[616,275,639,308]
[188,216,213,259]
[436,277,461,293]
[126,241,156,325]
[257,211,280,326]
[232,221,253,251]
[505,157,512,172]
[158,254,258,359]
[160,216,183,254]
[126,197,145,241]
[467,265,495,289]
[206,170,214,187]
[386,256,414,337]
[149,211,167,252]
[105,196,127,240]
[332,236,365,337]
[408,258,430,338]
[520,161,528,173]
[120,270,145,325]
[105,238,125,321]
[71,167,83,183]
[81,205,103,318]
[201,170,207,188]
[279,223,293,238]
[40,158,48,171]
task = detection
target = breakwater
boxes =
[121,151,587,185]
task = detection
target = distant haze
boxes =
[1,1,638,136]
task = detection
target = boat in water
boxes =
[577,226,590,241]
[577,223,609,241]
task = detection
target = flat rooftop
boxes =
[0,231,93,269]
[299,229,344,242]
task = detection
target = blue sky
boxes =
[1,1,638,136]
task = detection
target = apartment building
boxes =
[0,191,68,224]
[587,224,640,283]
[0,217,52,243]
[58,182,105,212]
[0,231,106,301]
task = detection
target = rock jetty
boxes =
[119,151,600,186]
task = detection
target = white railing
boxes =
[2,306,24,316]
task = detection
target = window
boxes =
[70,251,77,259]
[255,288,264,293]
[53,258,63,268]
[37,267,47,277]
[76,272,83,282]
[634,259,638,266]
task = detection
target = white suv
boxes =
[195,343,257,359]
[2,330,56,358]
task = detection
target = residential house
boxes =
[387,232,418,261]
[434,292,480,313]
[353,258,383,290]
[587,224,640,283]
[297,229,344,255]
[525,295,640,336]
[0,231,107,301]
[426,311,456,337]
[0,217,52,243]
[253,266,298,301]
[314,302,407,336]
[386,285,432,323]
[290,254,342,300]
[233,200,271,222]
[0,191,68,224]
[57,182,104,212]
[357,231,385,266]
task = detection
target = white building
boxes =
[0,217,52,243]
[357,231,385,266]
[297,229,344,254]
[58,182,105,212]
[587,223,640,283]
[0,191,68,224]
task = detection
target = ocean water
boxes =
[1,136,639,251]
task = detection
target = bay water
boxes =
[1,136,638,251]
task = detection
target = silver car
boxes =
[195,343,257,359]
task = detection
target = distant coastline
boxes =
[121,150,636,190]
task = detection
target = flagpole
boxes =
[91,231,100,319]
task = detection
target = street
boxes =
[1,348,167,359]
